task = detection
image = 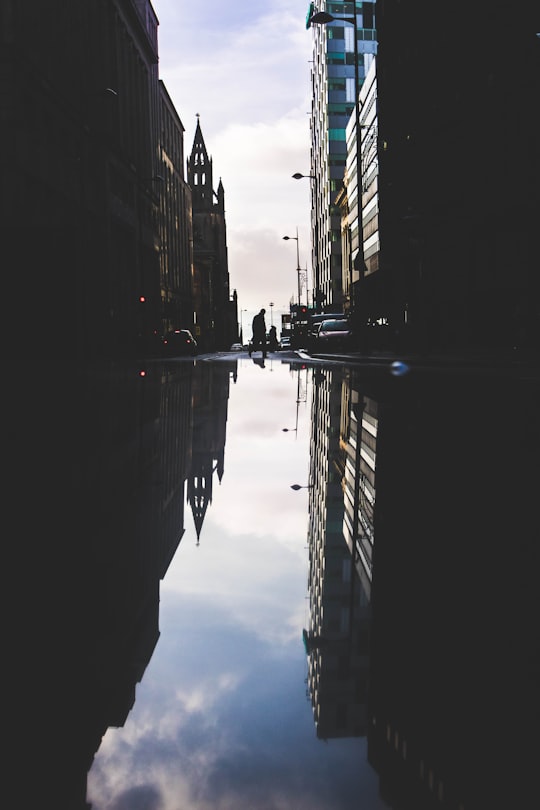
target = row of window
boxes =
[327,28,376,40]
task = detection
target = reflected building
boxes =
[303,365,540,807]
[365,373,540,809]
[21,361,181,807]
[155,363,195,575]
[187,360,235,543]
[20,358,236,808]
[304,367,371,739]
[341,369,378,599]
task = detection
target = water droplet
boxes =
[391,361,410,377]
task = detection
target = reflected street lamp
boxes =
[290,484,313,491]
[282,369,303,438]
[282,227,302,306]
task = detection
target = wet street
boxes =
[20,353,539,809]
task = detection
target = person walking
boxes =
[250,308,267,358]
[268,324,278,351]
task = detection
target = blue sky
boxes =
[151,1,313,333]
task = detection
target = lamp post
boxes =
[292,173,321,312]
[282,227,302,306]
[269,302,274,326]
[240,308,247,343]
[309,9,362,323]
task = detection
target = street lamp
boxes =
[240,308,247,343]
[282,227,302,306]
[269,302,274,326]
[290,484,313,491]
[309,9,362,322]
[293,172,321,312]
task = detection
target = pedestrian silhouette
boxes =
[250,308,267,358]
[268,324,279,351]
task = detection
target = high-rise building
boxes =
[306,2,377,312]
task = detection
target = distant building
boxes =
[187,117,236,351]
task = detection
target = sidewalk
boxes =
[298,347,539,378]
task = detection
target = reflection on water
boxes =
[303,363,539,809]
[22,358,538,808]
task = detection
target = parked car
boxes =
[309,318,352,353]
[279,335,292,350]
[230,342,243,351]
[161,329,197,356]
[307,312,345,352]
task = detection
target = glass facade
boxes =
[308,2,377,312]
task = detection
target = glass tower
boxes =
[307,2,377,312]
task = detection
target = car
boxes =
[307,312,345,351]
[161,329,197,356]
[230,342,243,351]
[279,335,292,350]
[310,318,352,353]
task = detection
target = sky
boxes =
[151,0,314,338]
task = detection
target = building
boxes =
[374,0,539,355]
[306,1,377,313]
[1,0,165,359]
[311,1,538,356]
[157,81,195,339]
[1,0,226,361]
[187,117,236,352]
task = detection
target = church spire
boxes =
[187,114,214,210]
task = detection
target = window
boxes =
[344,26,354,51]
[328,26,345,39]
[363,2,374,29]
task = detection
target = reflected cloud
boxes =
[162,526,307,648]
[89,594,376,810]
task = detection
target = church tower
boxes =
[187,116,234,352]
[187,115,214,211]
